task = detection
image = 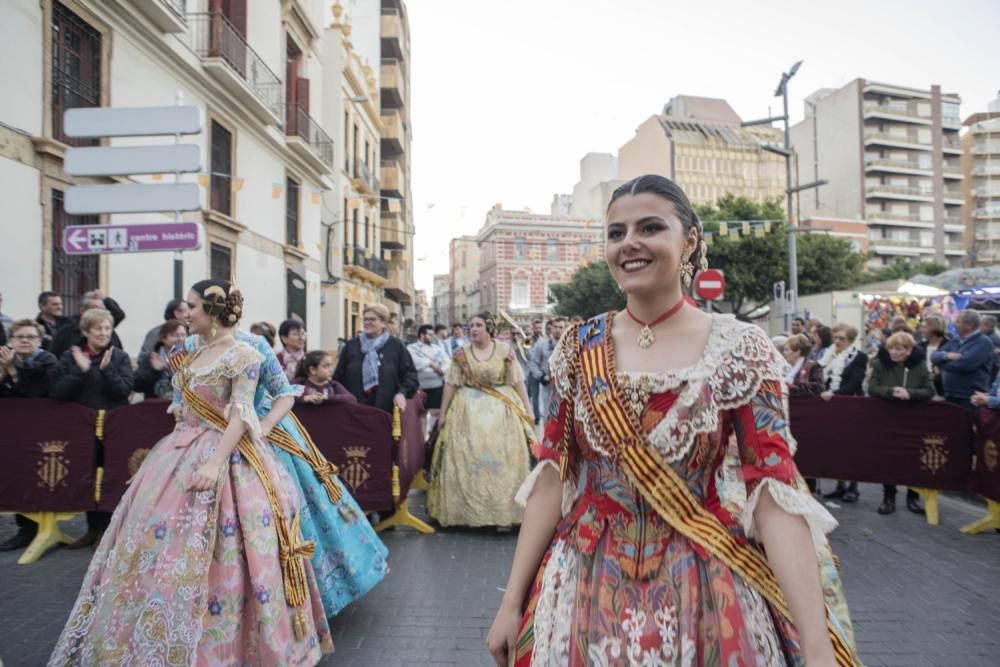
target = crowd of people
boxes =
[771,308,1000,515]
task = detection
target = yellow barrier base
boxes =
[15,512,79,565]
[410,470,429,492]
[374,498,435,534]
[960,499,1000,535]
[912,488,939,526]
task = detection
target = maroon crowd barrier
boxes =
[397,392,427,499]
[789,396,976,492]
[99,399,174,512]
[971,408,1000,502]
[0,400,98,512]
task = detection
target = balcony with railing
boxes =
[353,158,378,194]
[384,254,414,304]
[187,12,283,125]
[972,165,1000,176]
[135,0,186,32]
[284,103,334,175]
[866,212,933,228]
[380,7,409,59]
[975,208,1000,219]
[380,160,402,197]
[863,103,931,124]
[863,132,929,150]
[864,159,931,175]
[381,109,404,155]
[380,207,406,249]
[868,238,930,255]
[343,245,387,283]
[942,136,963,153]
[866,184,934,201]
[973,143,1000,155]
[381,58,404,108]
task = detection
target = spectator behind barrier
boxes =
[50,307,134,550]
[250,321,277,349]
[868,331,935,516]
[0,319,58,399]
[35,291,70,350]
[276,319,307,382]
[784,334,823,397]
[140,299,192,355]
[931,309,994,411]
[134,319,188,400]
[808,325,833,365]
[918,315,949,397]
[292,350,356,405]
[820,323,869,504]
[48,290,126,359]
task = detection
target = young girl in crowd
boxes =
[294,350,356,405]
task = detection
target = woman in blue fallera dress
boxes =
[173,329,389,617]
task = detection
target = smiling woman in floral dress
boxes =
[486,175,859,666]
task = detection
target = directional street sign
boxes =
[65,144,201,177]
[65,183,200,215]
[64,106,201,138]
[63,222,201,255]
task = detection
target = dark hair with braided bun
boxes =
[607,175,708,292]
[190,279,245,327]
[473,311,497,338]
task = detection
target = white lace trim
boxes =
[531,539,579,664]
[741,478,838,551]
[515,460,578,517]
[224,400,263,441]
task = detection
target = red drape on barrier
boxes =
[789,396,975,491]
[293,402,395,513]
[972,408,1000,502]
[0,399,97,512]
[100,399,174,511]
[397,393,427,499]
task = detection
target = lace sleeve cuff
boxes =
[273,383,304,399]
[225,400,263,441]
[167,402,182,415]
[741,478,838,551]
[515,460,579,517]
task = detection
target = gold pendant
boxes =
[637,325,655,349]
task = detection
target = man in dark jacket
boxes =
[49,290,127,359]
[35,291,71,350]
[931,309,995,411]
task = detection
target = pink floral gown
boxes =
[48,342,333,666]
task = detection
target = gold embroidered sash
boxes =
[452,347,535,432]
[170,350,343,504]
[569,314,860,666]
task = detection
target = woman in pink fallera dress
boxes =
[49,280,332,666]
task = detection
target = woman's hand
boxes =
[394,392,407,413]
[99,348,113,370]
[304,393,324,404]
[892,387,911,400]
[70,346,91,372]
[486,600,522,667]
[150,352,166,371]
[189,462,221,492]
[971,392,989,407]
[820,391,833,402]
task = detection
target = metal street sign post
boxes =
[63,98,203,298]
[63,222,202,255]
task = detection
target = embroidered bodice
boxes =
[447,341,521,389]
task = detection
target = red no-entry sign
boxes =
[694,269,725,301]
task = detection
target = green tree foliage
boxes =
[549,261,625,319]
[861,257,949,283]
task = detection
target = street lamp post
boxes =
[743,61,827,331]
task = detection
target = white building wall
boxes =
[0,160,44,320]
[1,2,44,136]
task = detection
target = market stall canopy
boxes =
[911,266,1000,291]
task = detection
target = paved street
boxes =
[1,485,998,667]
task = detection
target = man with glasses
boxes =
[277,319,308,382]
[0,320,59,552]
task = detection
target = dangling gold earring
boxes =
[680,254,695,290]
[210,321,217,339]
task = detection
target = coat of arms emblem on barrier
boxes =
[37,441,70,491]
[984,440,998,473]
[342,446,371,491]
[919,435,948,475]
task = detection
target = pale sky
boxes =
[407,0,1000,294]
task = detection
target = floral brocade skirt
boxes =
[514,492,812,667]
[48,418,332,666]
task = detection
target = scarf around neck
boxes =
[360,331,390,391]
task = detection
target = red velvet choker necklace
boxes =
[625,299,686,349]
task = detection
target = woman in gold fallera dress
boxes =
[428,312,536,528]
[486,175,859,666]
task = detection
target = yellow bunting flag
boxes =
[704,232,714,246]
[764,222,773,233]
[197,174,210,188]
[272,183,283,199]
[719,222,729,236]
[730,230,740,240]
[232,178,245,192]
[742,222,751,235]
[151,173,163,181]
[311,191,321,205]
[754,227,765,238]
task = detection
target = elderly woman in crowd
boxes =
[0,319,58,399]
[134,318,188,399]
[50,307,134,548]
[868,332,935,515]
[0,319,60,553]
[334,303,418,414]
[820,323,869,503]
[783,333,823,396]
[809,325,833,364]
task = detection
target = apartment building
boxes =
[617,95,786,206]
[1,0,343,351]
[448,236,480,325]
[791,80,965,267]
[963,92,1000,265]
[431,273,450,326]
